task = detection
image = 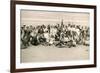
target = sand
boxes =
[21,45,89,63]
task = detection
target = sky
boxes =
[20,10,90,26]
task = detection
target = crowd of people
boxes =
[21,20,90,49]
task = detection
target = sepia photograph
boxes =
[11,1,96,72]
[20,10,90,63]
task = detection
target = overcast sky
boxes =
[21,10,90,26]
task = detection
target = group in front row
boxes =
[21,20,90,49]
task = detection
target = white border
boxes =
[16,4,94,69]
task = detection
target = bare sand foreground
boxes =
[21,45,89,63]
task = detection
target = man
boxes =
[21,25,25,49]
[21,25,31,49]
[24,26,32,47]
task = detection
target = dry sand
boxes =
[21,45,89,63]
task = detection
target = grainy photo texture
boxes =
[20,10,90,63]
